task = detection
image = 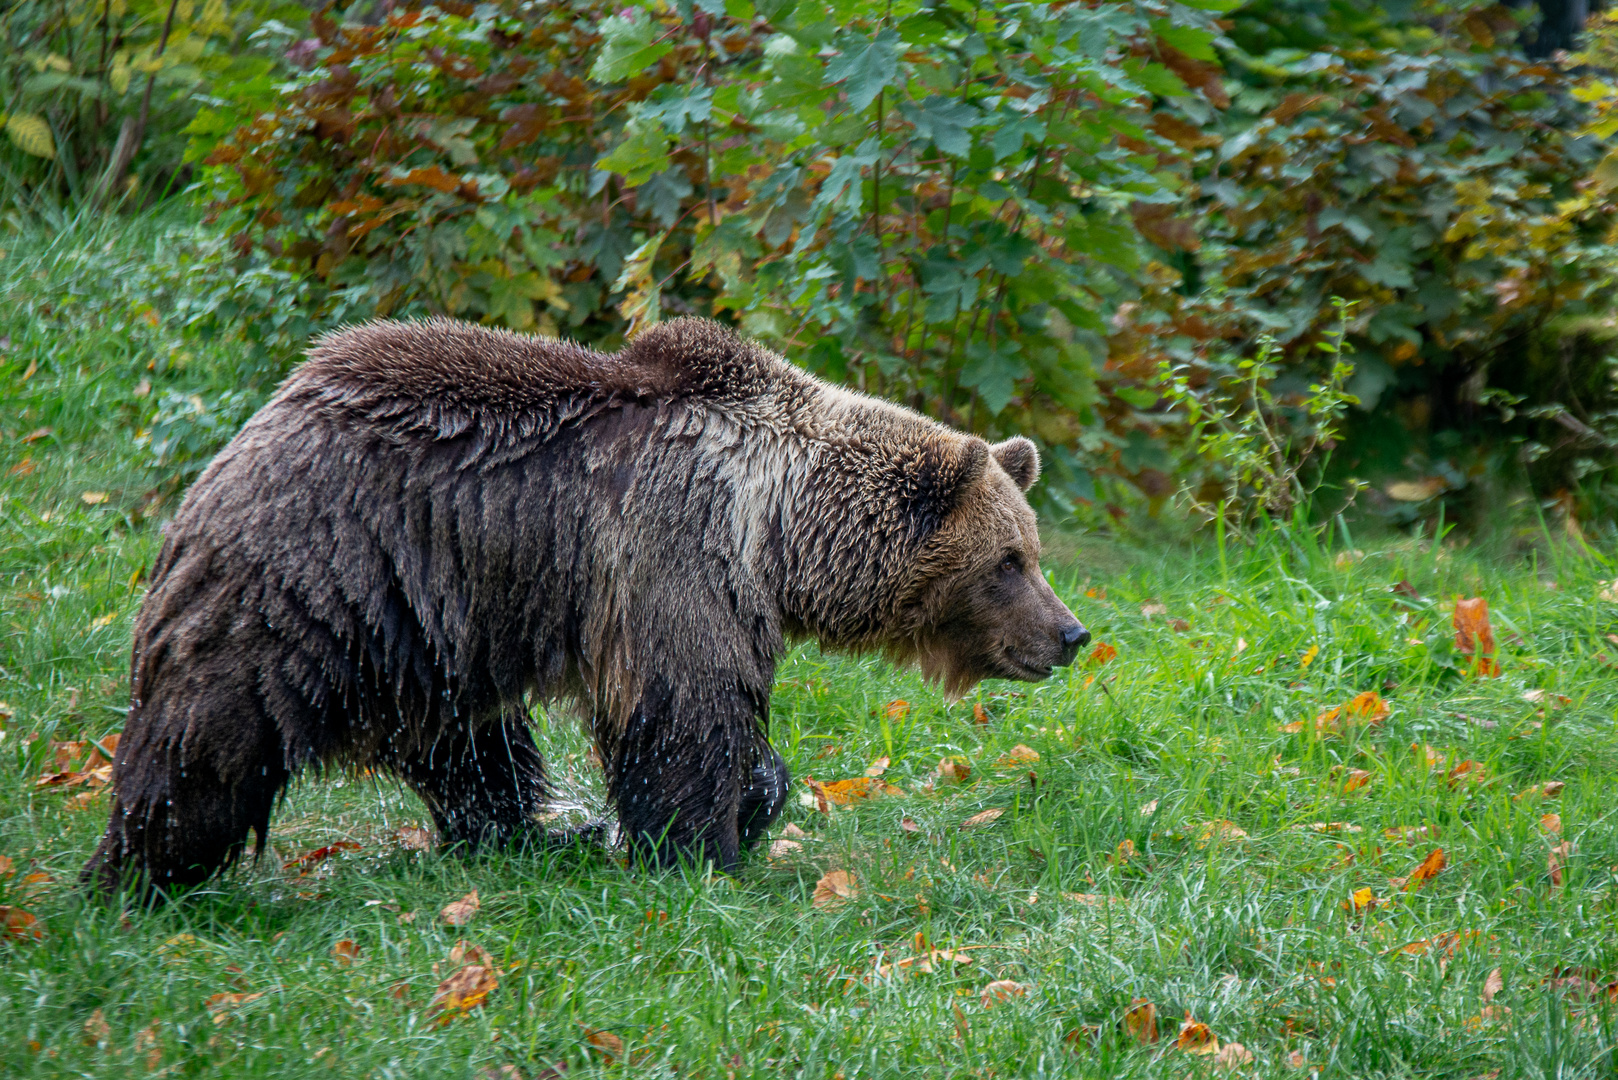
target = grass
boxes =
[2,214,1617,1079]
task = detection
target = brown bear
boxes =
[83,317,1087,893]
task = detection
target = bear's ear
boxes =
[907,437,989,535]
[991,437,1040,491]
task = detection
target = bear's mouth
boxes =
[1002,648,1053,680]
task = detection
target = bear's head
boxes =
[896,436,1089,697]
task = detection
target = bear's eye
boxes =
[999,553,1022,576]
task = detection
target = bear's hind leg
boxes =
[737,740,789,850]
[389,710,552,851]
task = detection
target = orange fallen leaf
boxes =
[980,979,1026,1007]
[1446,759,1486,785]
[1405,848,1445,889]
[1062,1025,1101,1049]
[1453,597,1499,677]
[885,699,910,720]
[439,890,480,927]
[812,870,856,909]
[1341,768,1373,793]
[992,744,1039,767]
[22,427,53,444]
[1283,690,1390,735]
[7,457,34,477]
[972,702,991,725]
[809,776,889,806]
[1089,642,1117,664]
[1540,813,1562,834]
[133,1023,160,1068]
[934,758,971,784]
[1300,644,1320,667]
[1342,887,1380,913]
[960,808,1004,829]
[0,855,11,877]
[282,840,361,872]
[0,906,42,941]
[427,963,498,1024]
[1390,930,1479,958]
[205,991,265,1025]
[582,1027,627,1061]
[331,939,360,965]
[1175,1011,1218,1054]
[1109,838,1136,865]
[1123,999,1158,1044]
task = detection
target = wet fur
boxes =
[84,317,1081,892]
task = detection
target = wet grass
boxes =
[2,216,1618,1078]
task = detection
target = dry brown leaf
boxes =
[1063,892,1127,906]
[134,1023,161,1068]
[1521,689,1571,713]
[1446,760,1486,786]
[1141,601,1168,618]
[1214,1042,1255,1069]
[428,964,498,1024]
[812,870,856,909]
[993,744,1040,768]
[781,822,808,839]
[1405,848,1446,890]
[899,816,920,834]
[1123,999,1159,1044]
[439,890,481,927]
[0,905,42,941]
[0,855,12,877]
[82,1008,111,1048]
[1483,967,1504,1003]
[282,840,361,872]
[1391,930,1479,957]
[1287,1050,1313,1070]
[864,756,890,777]
[394,826,434,852]
[583,1027,624,1060]
[1341,768,1373,793]
[1194,820,1248,846]
[81,491,108,506]
[934,757,971,784]
[1540,813,1562,834]
[1062,1025,1101,1050]
[1283,690,1390,735]
[1548,841,1572,889]
[1384,825,1439,842]
[331,939,360,965]
[960,808,1004,830]
[768,839,802,859]
[972,703,991,725]
[447,940,494,969]
[980,979,1026,1007]
[1514,781,1565,802]
[1175,1011,1218,1054]
[1139,799,1158,817]
[205,991,265,1025]
[1453,597,1500,677]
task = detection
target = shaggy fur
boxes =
[83,317,1087,892]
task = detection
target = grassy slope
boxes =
[1,218,1616,1079]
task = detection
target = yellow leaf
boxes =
[81,491,108,505]
[992,744,1039,768]
[1300,643,1319,668]
[6,114,56,160]
[110,53,130,95]
[1175,1011,1218,1055]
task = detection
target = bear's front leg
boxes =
[601,678,770,874]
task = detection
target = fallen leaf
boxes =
[782,823,808,839]
[980,979,1026,1007]
[21,427,52,444]
[1540,813,1562,834]
[1062,1025,1101,1049]
[1548,841,1572,889]
[1175,1011,1218,1054]
[1342,887,1381,913]
[1141,601,1168,617]
[1063,892,1127,906]
[1300,644,1320,667]
[134,1023,161,1068]
[7,457,34,477]
[1287,1050,1314,1070]
[1293,821,1363,834]
[1405,848,1446,889]
[394,826,434,851]
[1108,838,1136,866]
[0,906,42,941]
[582,1027,625,1061]
[864,756,889,777]
[1214,1042,1255,1069]
[885,699,910,720]
[1392,579,1421,599]
[992,744,1039,767]
[80,491,108,506]
[1446,760,1486,786]
[1089,642,1117,664]
[1514,781,1565,802]
[331,939,360,965]
[1391,930,1480,958]
[205,991,265,1025]
[0,856,12,876]
[1483,967,1504,1003]
[1341,768,1373,793]
[1521,689,1571,710]
[439,890,480,927]
[934,758,971,784]
[1334,549,1365,567]
[960,808,1004,829]
[82,1008,111,1047]
[1169,618,1191,632]
[1123,999,1159,1044]
[1453,597,1500,677]
[1388,478,1446,502]
[1283,691,1391,735]
[1139,799,1158,817]
[972,703,991,725]
[427,963,498,1023]
[1194,820,1248,846]
[812,870,856,909]
[806,776,888,806]
[768,839,802,859]
[282,840,361,872]
[899,816,920,834]
[1384,824,1439,842]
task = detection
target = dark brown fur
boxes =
[83,317,1086,892]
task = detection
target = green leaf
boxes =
[823,29,901,111]
[596,125,672,185]
[899,96,979,157]
[960,341,1026,416]
[590,9,674,84]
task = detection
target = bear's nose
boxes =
[1061,622,1090,648]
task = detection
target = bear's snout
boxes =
[1057,620,1090,662]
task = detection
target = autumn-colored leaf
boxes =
[884,699,909,720]
[1194,820,1248,846]
[960,808,1004,829]
[1089,642,1118,664]
[439,890,480,926]
[1122,999,1159,1044]
[582,1027,626,1061]
[1446,759,1486,785]
[1139,799,1158,817]
[805,776,888,806]
[972,703,990,725]
[331,939,360,965]
[934,757,971,784]
[1214,1043,1255,1069]
[1284,690,1390,734]
[992,745,1039,768]
[1405,848,1445,889]
[0,855,12,877]
[1514,781,1565,802]
[1483,967,1504,1003]
[1548,841,1572,889]
[812,870,856,909]
[382,165,462,192]
[1175,1011,1218,1054]
[394,826,434,851]
[1341,768,1373,792]
[427,962,498,1023]
[864,756,889,777]
[1109,838,1136,866]
[81,1008,110,1047]
[1384,824,1439,842]
[1342,887,1381,913]
[205,991,265,1025]
[0,906,42,941]
[1521,689,1571,711]
[980,979,1026,1007]
[282,840,361,872]
[899,816,920,834]
[1292,821,1363,834]
[768,838,802,859]
[21,427,52,444]
[1453,597,1499,676]
[1540,813,1562,834]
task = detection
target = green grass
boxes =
[2,215,1618,1079]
